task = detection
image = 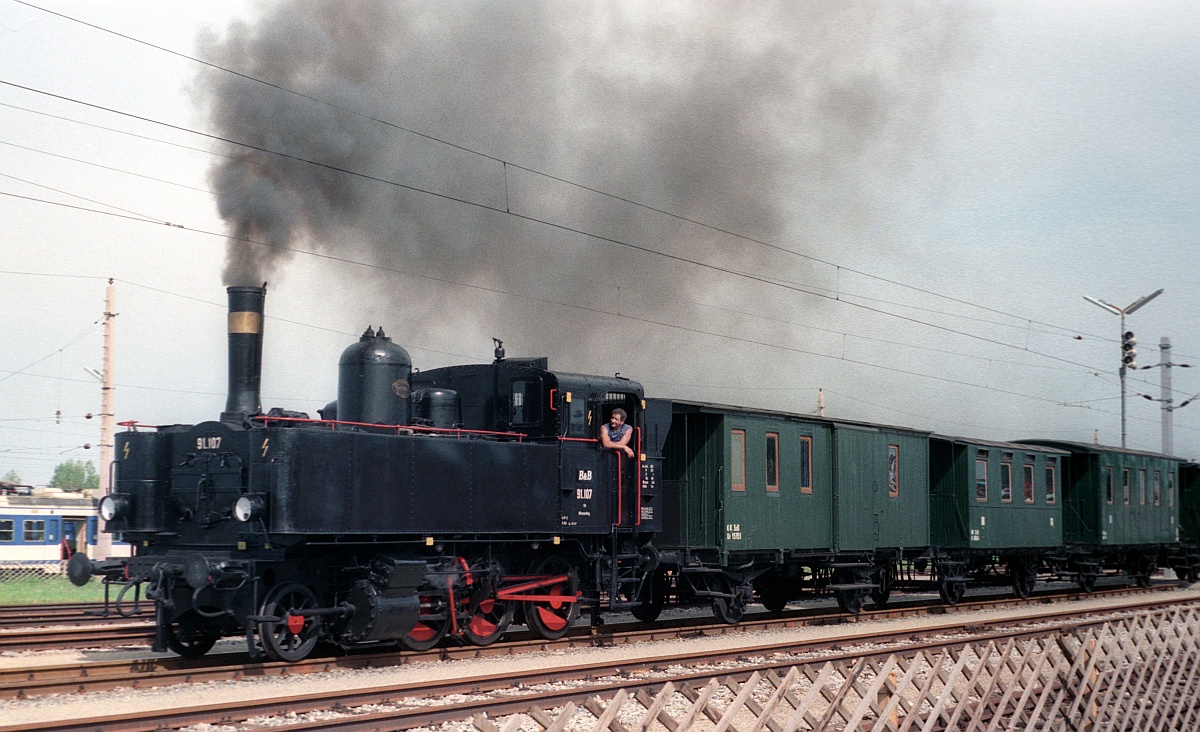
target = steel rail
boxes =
[0,583,1179,699]
[5,594,1195,732]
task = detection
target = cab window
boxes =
[510,378,542,426]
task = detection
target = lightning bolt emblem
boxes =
[122,442,130,460]
[261,438,270,457]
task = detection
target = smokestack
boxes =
[221,285,266,425]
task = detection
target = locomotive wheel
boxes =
[523,555,578,641]
[257,582,320,662]
[165,610,220,658]
[400,591,452,651]
[938,578,966,605]
[462,559,514,647]
[1010,562,1036,599]
[630,570,665,623]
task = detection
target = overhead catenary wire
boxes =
[4,0,1115,345]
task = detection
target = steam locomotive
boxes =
[70,286,1200,661]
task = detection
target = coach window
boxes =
[1023,456,1036,504]
[1122,469,1131,506]
[765,433,779,492]
[1106,467,1114,505]
[23,519,45,543]
[1139,469,1147,506]
[975,450,989,502]
[1045,458,1057,505]
[1169,472,1176,508]
[1000,453,1013,503]
[731,429,746,492]
[799,436,813,494]
[0,519,12,542]
[1153,471,1162,507]
[887,445,900,498]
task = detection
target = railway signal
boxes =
[1122,331,1137,368]
[1083,288,1163,448]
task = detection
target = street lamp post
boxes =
[1083,288,1163,448]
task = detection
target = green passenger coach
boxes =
[1018,440,1187,587]
[930,437,1066,597]
[656,400,933,615]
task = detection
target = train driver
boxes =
[600,408,636,459]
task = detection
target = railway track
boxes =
[0,601,144,629]
[4,590,1196,732]
[0,582,1180,699]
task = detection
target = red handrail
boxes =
[253,414,527,441]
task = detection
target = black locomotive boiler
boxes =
[71,286,664,660]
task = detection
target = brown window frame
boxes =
[1169,472,1176,508]
[1023,462,1036,504]
[1106,466,1114,505]
[730,429,746,492]
[1153,470,1162,507]
[1123,468,1131,506]
[1045,459,1057,505]
[887,445,900,498]
[1139,469,1147,506]
[765,432,780,492]
[975,450,989,502]
[799,436,813,494]
[1000,453,1013,503]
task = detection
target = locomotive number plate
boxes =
[196,436,222,450]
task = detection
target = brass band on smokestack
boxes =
[221,285,266,425]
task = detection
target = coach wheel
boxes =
[1128,556,1154,588]
[165,610,220,658]
[938,578,966,605]
[1077,572,1097,593]
[711,579,745,624]
[461,559,514,647]
[257,582,320,662]
[400,590,452,651]
[757,587,788,614]
[630,570,665,623]
[1010,562,1036,600]
[870,564,893,606]
[523,555,578,641]
[833,568,866,615]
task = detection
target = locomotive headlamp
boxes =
[233,494,266,522]
[98,494,129,522]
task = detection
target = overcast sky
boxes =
[1,0,1197,486]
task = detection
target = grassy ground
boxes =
[0,576,111,605]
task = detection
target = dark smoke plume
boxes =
[197,1,972,319]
